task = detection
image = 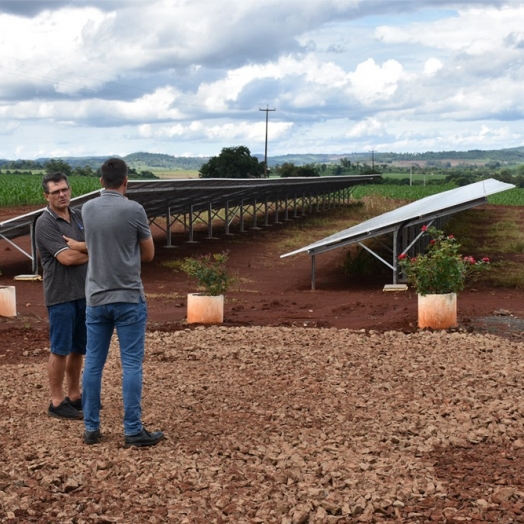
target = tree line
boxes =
[0,158,158,179]
[3,145,524,186]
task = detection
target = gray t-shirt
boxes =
[82,190,152,307]
[35,207,87,307]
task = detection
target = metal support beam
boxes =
[311,254,316,290]
[187,204,197,243]
[239,201,246,232]
[207,202,218,239]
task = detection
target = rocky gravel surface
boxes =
[2,326,524,523]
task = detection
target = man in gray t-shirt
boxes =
[35,172,88,421]
[81,157,164,448]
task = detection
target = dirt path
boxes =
[2,203,524,341]
[2,203,524,523]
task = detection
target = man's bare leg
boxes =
[66,352,83,402]
[48,353,67,407]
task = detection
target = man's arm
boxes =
[139,236,155,262]
[63,235,88,253]
[56,248,89,266]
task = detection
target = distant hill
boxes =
[123,152,209,171]
[256,147,524,166]
[1,146,524,171]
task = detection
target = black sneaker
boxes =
[124,428,164,448]
[69,397,103,410]
[48,399,83,420]
[84,429,102,445]
[66,396,82,412]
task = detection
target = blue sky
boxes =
[0,0,523,160]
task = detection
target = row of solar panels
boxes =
[0,175,379,243]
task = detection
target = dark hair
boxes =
[101,157,128,189]
[42,172,69,193]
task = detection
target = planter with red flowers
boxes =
[398,225,490,329]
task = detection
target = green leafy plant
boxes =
[180,251,235,296]
[398,225,490,296]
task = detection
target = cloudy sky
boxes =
[1,0,524,160]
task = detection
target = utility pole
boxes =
[259,105,275,177]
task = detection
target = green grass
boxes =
[487,187,524,206]
[352,183,456,201]
[446,208,524,254]
[444,208,524,288]
[353,184,524,206]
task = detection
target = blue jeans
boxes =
[83,299,147,435]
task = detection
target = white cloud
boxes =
[347,58,406,103]
[424,58,443,76]
[0,1,524,159]
[346,118,388,138]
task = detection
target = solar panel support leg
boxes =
[311,255,316,291]
[239,201,246,232]
[207,203,218,239]
[186,205,198,243]
[263,199,271,227]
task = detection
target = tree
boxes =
[199,146,264,179]
[274,162,299,178]
[296,163,320,177]
[275,162,319,178]
[44,158,72,176]
[73,165,95,177]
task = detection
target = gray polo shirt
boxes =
[82,190,152,307]
[35,207,87,307]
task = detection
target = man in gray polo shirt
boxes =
[81,157,163,447]
[35,172,88,420]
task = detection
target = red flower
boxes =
[398,253,408,260]
[430,239,436,245]
[421,225,428,232]
[482,257,490,263]
[448,235,455,239]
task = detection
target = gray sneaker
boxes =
[48,399,83,420]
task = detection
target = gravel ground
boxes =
[2,326,524,523]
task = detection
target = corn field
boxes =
[0,175,101,207]
[1,174,523,208]
[352,184,524,206]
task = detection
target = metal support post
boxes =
[251,200,261,230]
[186,204,197,243]
[164,207,176,248]
[264,199,270,226]
[207,202,218,239]
[311,255,316,290]
[239,200,246,232]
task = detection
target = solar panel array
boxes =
[280,178,516,288]
[0,175,379,274]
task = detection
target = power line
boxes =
[259,105,275,178]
